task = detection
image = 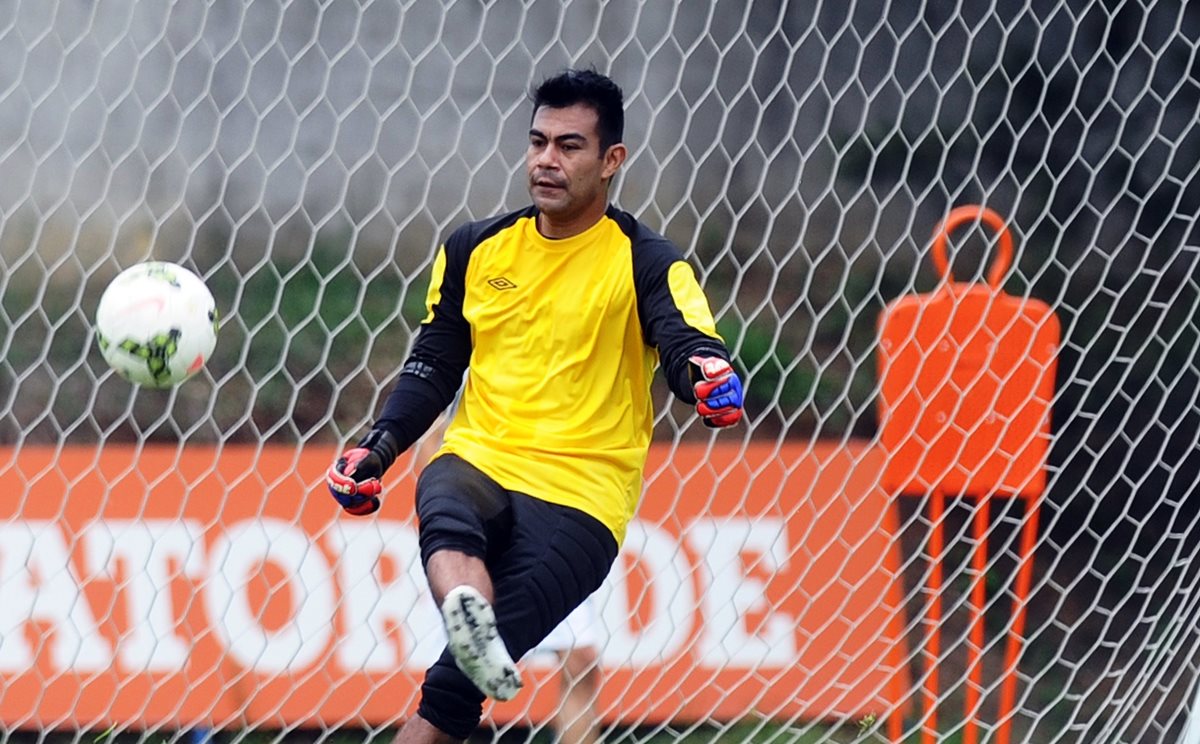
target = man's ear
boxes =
[602,143,628,180]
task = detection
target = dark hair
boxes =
[530,68,624,153]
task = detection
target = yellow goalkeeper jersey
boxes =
[417,206,728,544]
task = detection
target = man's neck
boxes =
[536,204,609,239]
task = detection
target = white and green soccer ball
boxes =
[95,261,219,388]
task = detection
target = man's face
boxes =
[526,103,624,231]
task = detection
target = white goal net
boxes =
[2,1,1199,743]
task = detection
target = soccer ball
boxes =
[95,261,219,388]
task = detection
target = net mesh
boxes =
[2,1,1200,743]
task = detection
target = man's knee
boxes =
[416,454,510,568]
[417,493,487,568]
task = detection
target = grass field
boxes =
[4,720,960,744]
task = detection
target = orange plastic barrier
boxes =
[878,206,1058,498]
[876,205,1059,744]
[0,441,908,731]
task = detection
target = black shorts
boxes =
[413,453,619,738]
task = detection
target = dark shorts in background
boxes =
[413,453,620,739]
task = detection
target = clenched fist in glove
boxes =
[689,355,744,428]
[326,429,401,515]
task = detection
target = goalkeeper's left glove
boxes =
[326,429,400,516]
[689,355,744,428]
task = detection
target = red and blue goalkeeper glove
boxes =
[326,448,383,515]
[690,355,744,428]
[326,429,400,515]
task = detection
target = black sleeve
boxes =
[631,236,731,405]
[369,225,475,452]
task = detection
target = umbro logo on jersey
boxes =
[488,277,517,290]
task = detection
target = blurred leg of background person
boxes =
[555,644,600,744]
[533,598,602,744]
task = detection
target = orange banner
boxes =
[0,442,907,729]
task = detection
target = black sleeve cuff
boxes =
[667,344,731,404]
[355,428,402,472]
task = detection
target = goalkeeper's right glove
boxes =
[326,429,400,516]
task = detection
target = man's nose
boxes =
[533,145,559,169]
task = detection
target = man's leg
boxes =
[535,599,603,744]
[422,549,522,699]
[425,549,493,606]
[407,456,617,741]
[483,494,617,741]
[554,645,601,744]
[392,712,463,744]
[407,455,518,741]
[441,590,522,700]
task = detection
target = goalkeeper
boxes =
[326,68,742,744]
